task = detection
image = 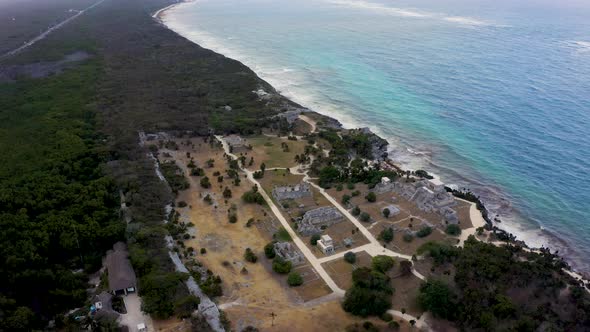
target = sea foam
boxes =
[327,0,498,27]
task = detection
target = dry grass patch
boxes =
[245,135,307,169]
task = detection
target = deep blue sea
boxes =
[163,0,590,273]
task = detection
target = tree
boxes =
[223,187,232,198]
[360,212,371,222]
[264,242,276,259]
[445,224,461,236]
[319,165,340,187]
[379,227,394,243]
[344,251,357,264]
[416,226,432,238]
[200,176,211,188]
[399,260,412,276]
[365,192,376,202]
[174,295,200,318]
[260,162,266,173]
[403,233,414,242]
[287,272,303,286]
[310,234,321,246]
[244,248,258,263]
[242,189,265,204]
[382,208,390,218]
[418,279,456,319]
[272,257,292,274]
[206,159,215,167]
[372,255,395,273]
[342,194,351,205]
[342,286,392,317]
[351,206,361,216]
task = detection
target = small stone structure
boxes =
[274,242,305,266]
[382,204,400,217]
[373,176,395,194]
[272,182,311,202]
[440,206,459,224]
[297,206,343,236]
[225,135,246,149]
[317,235,335,255]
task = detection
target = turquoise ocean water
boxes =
[163,0,590,273]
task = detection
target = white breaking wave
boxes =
[571,40,590,52]
[327,0,498,27]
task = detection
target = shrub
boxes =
[272,257,292,274]
[336,184,343,191]
[351,206,361,216]
[253,170,264,179]
[203,194,213,204]
[191,167,205,176]
[242,190,265,204]
[359,212,371,222]
[351,190,361,197]
[174,295,200,318]
[310,234,321,246]
[246,218,254,227]
[200,275,222,298]
[347,182,355,190]
[200,176,211,188]
[200,248,207,254]
[275,227,292,242]
[372,255,395,273]
[445,224,461,236]
[416,226,433,238]
[223,187,232,198]
[382,208,390,218]
[365,192,376,202]
[264,242,276,259]
[403,233,414,242]
[380,312,393,322]
[287,272,304,287]
[244,248,258,263]
[342,194,351,205]
[400,260,412,276]
[228,214,237,223]
[344,251,357,264]
[177,201,187,208]
[388,321,400,330]
[379,227,394,243]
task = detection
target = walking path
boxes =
[216,135,431,330]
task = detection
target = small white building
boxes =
[381,177,391,185]
[318,235,335,255]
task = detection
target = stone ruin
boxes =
[382,204,400,217]
[274,242,305,266]
[224,135,247,149]
[373,176,396,194]
[272,182,312,202]
[440,206,459,225]
[394,179,455,208]
[297,206,344,236]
